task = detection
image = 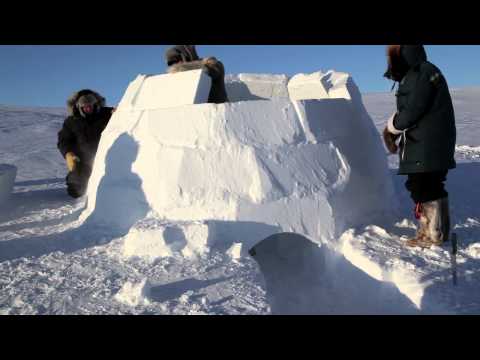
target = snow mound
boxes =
[114,278,151,307]
[465,243,480,259]
[340,225,455,313]
[0,164,17,205]
[122,220,210,261]
[250,233,419,314]
[80,69,395,261]
[456,145,480,160]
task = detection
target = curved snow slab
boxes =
[340,225,460,313]
[0,164,17,205]
[80,70,396,260]
[250,233,419,314]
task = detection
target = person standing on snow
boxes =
[382,45,456,248]
[57,89,114,198]
[164,45,229,104]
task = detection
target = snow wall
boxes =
[79,69,395,260]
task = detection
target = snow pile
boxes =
[226,243,243,261]
[114,278,152,307]
[123,220,210,260]
[250,233,419,314]
[80,69,395,261]
[466,243,480,259]
[339,225,457,313]
[0,164,17,205]
[456,145,480,160]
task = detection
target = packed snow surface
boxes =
[1,74,479,315]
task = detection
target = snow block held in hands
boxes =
[117,69,212,110]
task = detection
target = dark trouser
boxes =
[66,163,92,198]
[404,170,449,204]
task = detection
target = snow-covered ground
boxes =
[1,86,480,315]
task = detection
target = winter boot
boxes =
[406,203,431,248]
[407,198,450,248]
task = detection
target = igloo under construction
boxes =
[79,68,395,260]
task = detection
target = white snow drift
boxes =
[80,69,395,260]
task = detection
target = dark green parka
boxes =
[386,45,456,175]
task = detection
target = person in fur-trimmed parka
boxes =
[164,45,229,104]
[57,89,114,198]
[383,45,456,248]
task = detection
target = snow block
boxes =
[114,278,151,307]
[80,70,396,260]
[288,70,357,101]
[0,164,17,204]
[288,72,329,100]
[123,221,210,261]
[117,69,212,110]
[225,74,289,102]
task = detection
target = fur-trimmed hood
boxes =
[401,45,427,67]
[67,89,106,116]
[164,45,200,66]
[384,45,428,81]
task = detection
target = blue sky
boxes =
[0,45,479,108]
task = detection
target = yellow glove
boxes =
[65,152,80,172]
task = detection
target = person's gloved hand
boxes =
[382,126,400,154]
[202,57,224,80]
[65,152,80,172]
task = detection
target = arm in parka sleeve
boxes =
[57,118,76,158]
[392,68,436,132]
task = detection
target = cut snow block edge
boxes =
[226,70,353,102]
[288,70,352,101]
[225,73,290,101]
[0,164,17,205]
[116,69,354,111]
[288,72,330,100]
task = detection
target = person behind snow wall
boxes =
[382,45,456,249]
[164,45,229,104]
[57,89,114,198]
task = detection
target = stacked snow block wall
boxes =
[79,68,395,259]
